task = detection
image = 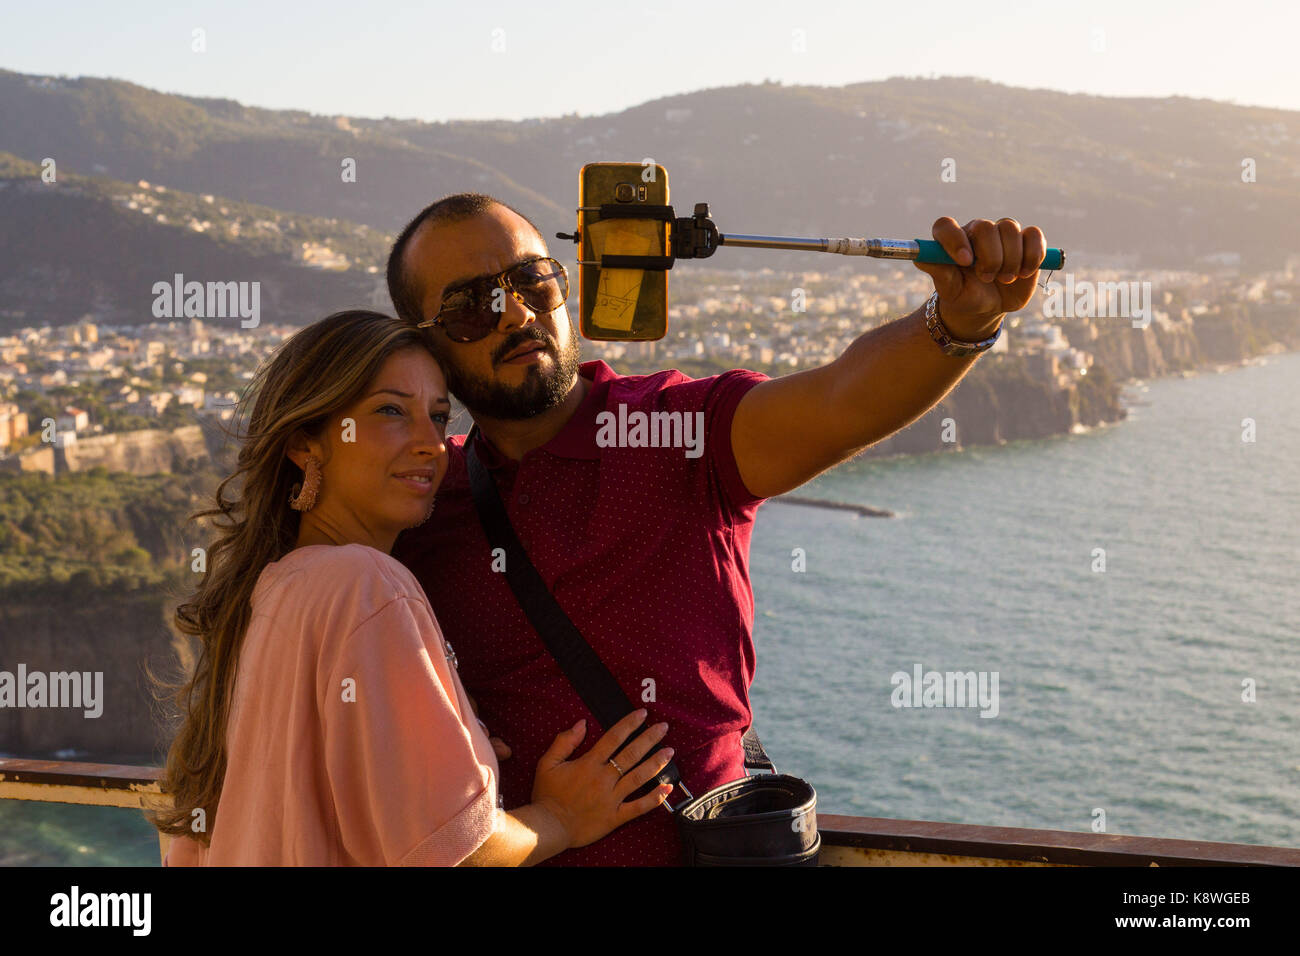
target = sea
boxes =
[3,350,1297,864]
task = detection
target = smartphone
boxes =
[577,162,669,341]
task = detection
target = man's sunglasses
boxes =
[418,257,569,343]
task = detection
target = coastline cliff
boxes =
[857,352,1125,458]
[859,299,1298,459]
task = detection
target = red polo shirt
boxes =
[392,359,769,866]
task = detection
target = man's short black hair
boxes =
[386,193,544,325]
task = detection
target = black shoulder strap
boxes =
[742,726,776,775]
[464,428,688,805]
[464,425,776,788]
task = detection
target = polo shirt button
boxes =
[519,493,530,505]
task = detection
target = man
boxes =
[388,192,1045,865]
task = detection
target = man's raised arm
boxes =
[731,216,1047,499]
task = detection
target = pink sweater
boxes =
[163,543,501,866]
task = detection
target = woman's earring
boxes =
[289,454,322,511]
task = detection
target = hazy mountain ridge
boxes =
[4,70,1298,272]
[0,151,385,329]
[0,70,564,240]
[0,150,392,262]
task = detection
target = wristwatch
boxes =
[924,290,1003,357]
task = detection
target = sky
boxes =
[2,0,1299,121]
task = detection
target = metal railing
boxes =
[3,758,1297,866]
[0,758,174,864]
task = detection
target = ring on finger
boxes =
[608,758,624,775]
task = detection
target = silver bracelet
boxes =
[923,290,1003,357]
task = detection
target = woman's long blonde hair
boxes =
[146,309,440,843]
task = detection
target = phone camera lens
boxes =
[614,183,635,202]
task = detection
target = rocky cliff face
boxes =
[0,425,212,477]
[1059,302,1299,382]
[59,425,209,475]
[859,353,1126,458]
[0,590,180,761]
[863,300,1299,459]
[0,445,54,474]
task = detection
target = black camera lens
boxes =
[614,183,635,202]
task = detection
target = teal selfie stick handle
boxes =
[717,232,1066,271]
[915,239,1065,271]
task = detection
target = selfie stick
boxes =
[564,202,1065,272]
[699,203,1064,270]
[719,232,1066,271]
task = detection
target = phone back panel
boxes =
[577,162,669,341]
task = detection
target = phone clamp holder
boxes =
[558,202,719,271]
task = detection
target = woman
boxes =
[149,310,673,865]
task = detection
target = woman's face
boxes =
[298,347,451,550]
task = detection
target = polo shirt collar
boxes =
[468,360,615,468]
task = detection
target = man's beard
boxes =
[438,321,582,420]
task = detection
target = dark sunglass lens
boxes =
[512,260,567,310]
[443,315,495,342]
[441,315,493,342]
[435,289,493,341]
